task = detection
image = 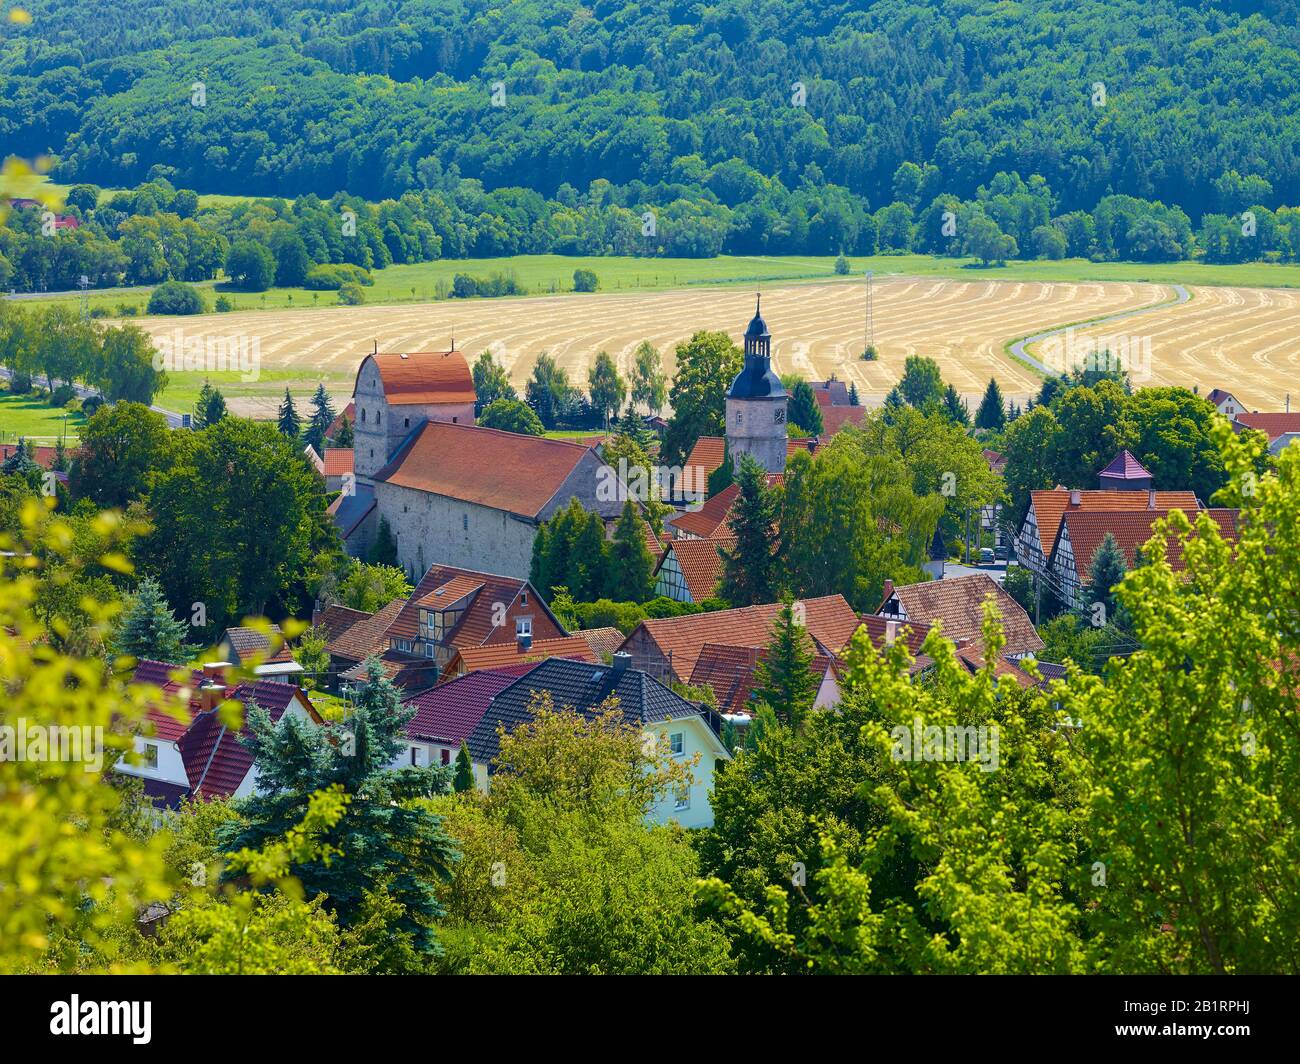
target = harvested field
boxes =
[129,275,1294,417]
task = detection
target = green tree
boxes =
[277,388,301,439]
[224,239,276,291]
[899,355,944,410]
[147,279,205,315]
[607,498,654,603]
[97,323,167,404]
[1086,531,1127,620]
[661,330,742,465]
[193,379,227,429]
[223,658,459,955]
[717,453,778,607]
[116,575,189,662]
[334,414,354,448]
[453,744,475,793]
[572,268,599,292]
[1000,405,1062,524]
[787,380,824,434]
[478,397,544,436]
[70,401,174,509]
[471,350,515,414]
[368,516,399,567]
[750,598,818,727]
[303,383,336,454]
[630,340,667,415]
[330,559,413,613]
[524,352,577,430]
[942,384,969,427]
[588,350,626,428]
[975,378,1007,431]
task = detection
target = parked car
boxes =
[980,547,995,565]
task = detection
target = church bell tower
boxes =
[725,295,788,474]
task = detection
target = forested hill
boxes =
[3,0,1299,221]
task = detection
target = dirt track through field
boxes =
[132,275,1297,417]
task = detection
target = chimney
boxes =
[1069,488,1081,506]
[885,620,898,646]
[1148,488,1157,511]
[612,651,632,674]
[881,578,894,604]
[201,661,232,683]
[198,680,227,712]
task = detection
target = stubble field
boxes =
[130,275,1297,418]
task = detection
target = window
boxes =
[410,747,420,766]
[424,642,435,658]
[515,617,532,639]
[734,410,743,426]
[404,417,410,428]
[674,787,690,812]
[360,407,366,423]
[520,591,527,605]
[462,513,468,531]
[669,732,684,756]
[440,749,451,765]
[143,742,158,769]
[452,416,459,423]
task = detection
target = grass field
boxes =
[0,391,86,444]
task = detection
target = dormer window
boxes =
[516,617,532,638]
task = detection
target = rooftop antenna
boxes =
[372,338,377,355]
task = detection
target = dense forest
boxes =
[2,2,1300,289]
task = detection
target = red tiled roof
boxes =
[326,401,356,441]
[688,642,834,716]
[982,449,1007,475]
[220,625,295,664]
[623,594,861,682]
[318,599,404,663]
[353,351,475,406]
[417,575,484,609]
[339,650,441,693]
[1232,412,1300,442]
[681,436,819,489]
[820,405,867,435]
[1029,489,1201,557]
[668,482,739,539]
[389,565,564,647]
[1060,508,1240,582]
[374,421,594,519]
[450,635,597,676]
[0,444,70,470]
[882,573,1044,656]
[658,537,733,602]
[322,448,354,476]
[403,664,541,746]
[575,626,626,658]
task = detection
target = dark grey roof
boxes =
[467,657,715,767]
[728,357,786,400]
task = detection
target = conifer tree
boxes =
[717,454,778,607]
[193,379,227,429]
[749,598,818,728]
[1087,532,1128,620]
[607,499,655,602]
[334,414,354,448]
[223,658,459,955]
[942,384,970,426]
[848,381,860,406]
[368,517,400,567]
[975,378,1006,431]
[304,383,336,454]
[453,743,475,793]
[277,387,301,438]
[116,575,189,662]
[788,380,824,435]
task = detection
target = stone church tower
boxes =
[352,349,477,484]
[725,295,788,474]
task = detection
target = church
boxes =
[331,348,622,580]
[725,295,789,475]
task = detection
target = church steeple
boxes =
[725,294,788,475]
[743,293,771,359]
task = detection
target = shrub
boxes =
[89,307,110,319]
[305,263,373,290]
[116,303,139,316]
[834,253,850,275]
[9,372,32,394]
[860,344,878,361]
[338,282,365,305]
[49,384,76,407]
[573,268,599,292]
[147,279,206,315]
[81,394,103,416]
[215,295,234,312]
[451,273,478,298]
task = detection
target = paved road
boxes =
[943,561,1007,584]
[0,367,184,429]
[1008,283,1191,374]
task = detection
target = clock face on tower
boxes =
[774,408,786,424]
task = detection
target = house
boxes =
[325,400,356,444]
[372,421,622,579]
[1097,449,1154,492]
[653,536,733,602]
[618,594,862,684]
[465,653,731,828]
[819,404,867,435]
[339,650,440,695]
[382,564,569,679]
[687,642,842,717]
[811,377,852,407]
[444,634,598,679]
[328,486,378,558]
[312,600,405,689]
[1231,412,1300,457]
[322,448,355,493]
[216,625,303,683]
[121,660,323,807]
[353,350,477,484]
[397,662,540,779]
[1015,485,1201,579]
[1206,389,1246,419]
[574,626,626,660]
[1047,507,1240,610]
[877,573,1044,659]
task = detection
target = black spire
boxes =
[728,294,784,400]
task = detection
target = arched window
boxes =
[361,407,366,423]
